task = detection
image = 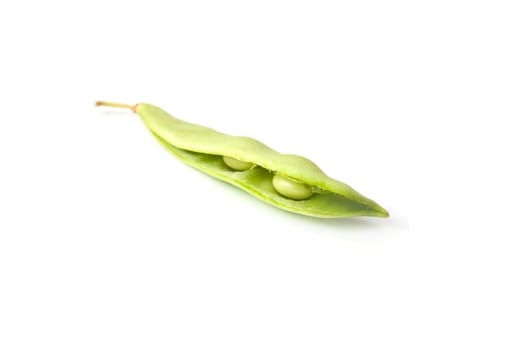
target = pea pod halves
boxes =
[96,101,389,218]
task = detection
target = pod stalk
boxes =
[95,101,137,112]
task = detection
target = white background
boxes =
[1,1,515,349]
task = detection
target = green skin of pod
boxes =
[135,103,388,218]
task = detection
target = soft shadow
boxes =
[95,109,134,117]
[297,215,392,229]
[279,207,407,235]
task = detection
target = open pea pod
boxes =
[96,101,389,218]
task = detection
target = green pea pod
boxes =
[96,101,389,218]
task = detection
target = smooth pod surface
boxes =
[130,103,389,218]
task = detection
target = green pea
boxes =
[95,101,389,218]
[223,156,253,171]
[272,174,313,200]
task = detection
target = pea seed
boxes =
[272,174,313,200]
[223,156,253,171]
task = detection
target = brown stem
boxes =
[95,101,137,112]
